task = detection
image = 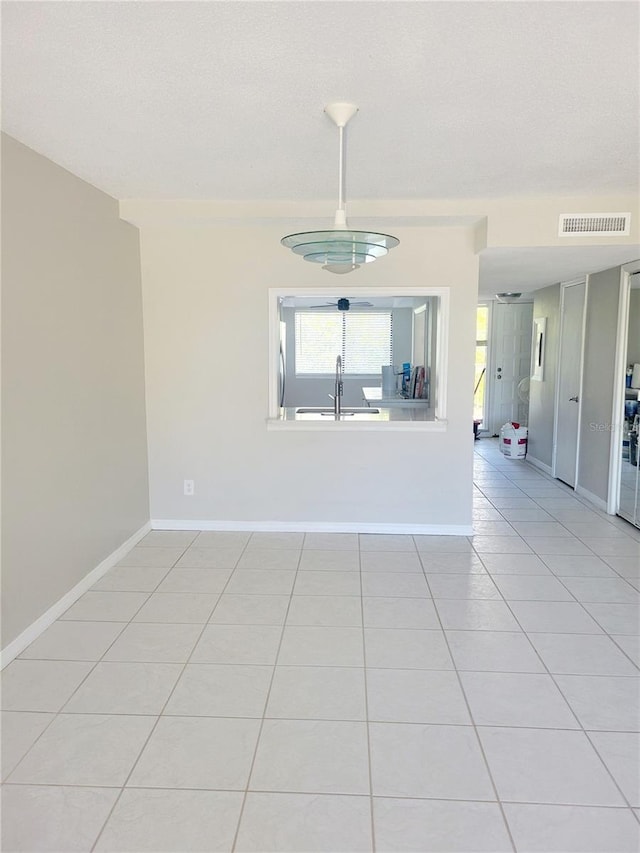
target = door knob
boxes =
[569,396,579,402]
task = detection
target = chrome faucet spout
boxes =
[334,355,343,416]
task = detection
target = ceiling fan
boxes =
[308,298,373,311]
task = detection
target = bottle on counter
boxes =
[627,366,633,388]
[401,363,411,396]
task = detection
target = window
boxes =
[268,288,449,427]
[474,305,489,424]
[294,311,393,375]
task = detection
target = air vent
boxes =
[559,213,630,236]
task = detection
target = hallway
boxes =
[2,441,639,852]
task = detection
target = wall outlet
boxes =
[183,479,195,496]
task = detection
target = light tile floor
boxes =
[2,440,640,852]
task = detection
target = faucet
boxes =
[328,355,343,416]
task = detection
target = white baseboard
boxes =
[1,521,151,670]
[151,519,473,536]
[575,485,609,513]
[526,455,553,476]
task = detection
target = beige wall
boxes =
[627,288,640,367]
[527,283,561,469]
[577,266,622,503]
[1,134,150,647]
[527,267,632,502]
[139,224,478,529]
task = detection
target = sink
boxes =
[295,407,380,415]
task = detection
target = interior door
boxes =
[554,282,586,487]
[617,270,640,527]
[489,302,534,434]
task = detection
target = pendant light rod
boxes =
[325,102,358,228]
[338,124,345,214]
[280,102,398,274]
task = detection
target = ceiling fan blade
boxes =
[349,301,374,307]
[308,303,336,309]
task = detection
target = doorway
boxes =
[474,305,489,432]
[553,280,586,488]
[487,301,533,435]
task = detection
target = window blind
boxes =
[294,311,393,375]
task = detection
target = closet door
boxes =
[619,416,640,526]
[619,276,640,527]
[554,282,586,488]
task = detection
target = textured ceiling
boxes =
[2,1,639,293]
[479,246,640,296]
[2,0,638,201]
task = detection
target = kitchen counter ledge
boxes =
[267,406,447,432]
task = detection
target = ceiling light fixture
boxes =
[281,102,399,274]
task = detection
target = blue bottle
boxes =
[402,363,411,396]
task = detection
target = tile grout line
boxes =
[15,770,640,836]
[472,454,640,816]
[4,711,640,733]
[416,539,519,853]
[359,538,377,853]
[2,615,134,781]
[12,634,640,661]
[229,533,305,853]
[481,474,640,632]
[516,455,640,546]
[4,496,638,846]
[478,467,640,667]
[88,532,254,853]
[524,566,640,673]
[492,588,637,808]
[2,541,198,785]
[582,730,640,828]
[535,547,640,590]
[4,776,639,812]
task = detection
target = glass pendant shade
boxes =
[281,103,398,273]
[281,230,399,265]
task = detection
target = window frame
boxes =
[268,287,450,425]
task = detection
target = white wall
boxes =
[139,224,478,530]
[1,134,150,648]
